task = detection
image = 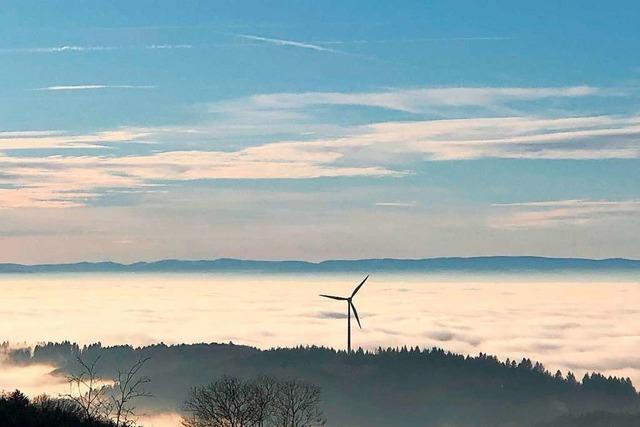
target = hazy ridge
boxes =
[1,256,640,274]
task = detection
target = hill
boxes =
[6,342,640,427]
[1,256,640,274]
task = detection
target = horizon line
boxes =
[1,255,640,268]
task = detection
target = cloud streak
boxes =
[491,199,640,229]
[363,115,640,160]
[375,202,417,207]
[35,85,155,91]
[2,112,639,208]
[0,129,150,150]
[234,34,337,53]
[0,45,192,54]
[0,45,116,53]
[0,139,401,208]
[215,86,601,114]
[322,36,512,45]
[1,85,638,209]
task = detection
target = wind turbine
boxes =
[320,275,369,353]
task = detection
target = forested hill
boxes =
[1,256,640,273]
[7,342,640,427]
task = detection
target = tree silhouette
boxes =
[110,357,152,427]
[182,376,262,427]
[0,390,119,427]
[64,356,111,422]
[251,376,279,427]
[272,379,325,427]
[62,354,151,426]
[182,376,325,427]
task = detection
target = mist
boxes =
[1,272,639,384]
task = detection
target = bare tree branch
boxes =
[110,357,153,427]
[63,355,112,422]
[182,376,325,427]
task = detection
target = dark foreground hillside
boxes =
[8,342,640,427]
[537,412,640,427]
[0,390,116,427]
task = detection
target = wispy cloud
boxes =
[494,200,640,208]
[213,86,602,115]
[202,114,639,164]
[3,110,635,207]
[0,45,116,53]
[145,44,193,50]
[1,84,637,209]
[321,36,511,45]
[201,86,605,146]
[490,199,640,229]
[9,113,640,209]
[0,129,150,150]
[357,115,640,160]
[432,36,511,41]
[234,34,337,53]
[0,137,401,208]
[0,45,192,54]
[2,112,630,207]
[375,202,417,207]
[35,85,155,91]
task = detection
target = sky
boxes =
[0,0,639,263]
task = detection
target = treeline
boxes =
[0,376,326,427]
[537,411,640,427]
[6,341,640,426]
[0,390,117,427]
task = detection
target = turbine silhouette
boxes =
[320,275,369,353]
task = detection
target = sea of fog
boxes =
[1,272,639,426]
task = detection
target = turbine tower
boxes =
[320,275,369,353]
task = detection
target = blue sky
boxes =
[1,1,639,263]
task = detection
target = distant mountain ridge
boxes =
[1,256,639,273]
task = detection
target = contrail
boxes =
[35,85,155,91]
[235,33,337,52]
[0,45,192,54]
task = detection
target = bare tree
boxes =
[182,376,326,427]
[64,355,112,422]
[64,354,151,427]
[110,357,152,427]
[273,380,325,427]
[250,376,279,427]
[182,376,260,427]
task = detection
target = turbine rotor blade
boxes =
[350,301,362,328]
[351,275,369,298]
[320,294,348,301]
